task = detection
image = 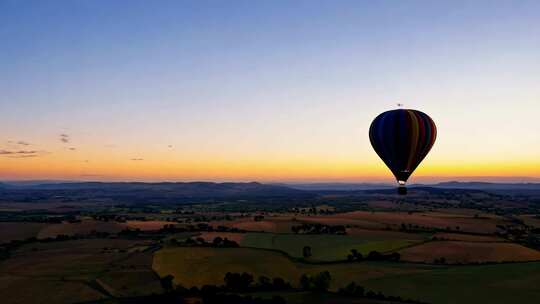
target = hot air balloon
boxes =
[369,109,436,195]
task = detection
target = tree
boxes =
[224,272,254,291]
[160,274,174,293]
[212,237,223,246]
[302,246,312,258]
[299,271,332,292]
[299,274,312,290]
[272,277,290,290]
[257,276,271,289]
[339,281,365,296]
[349,249,363,261]
[388,252,400,261]
[312,271,331,292]
[367,251,383,261]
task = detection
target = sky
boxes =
[1,0,539,183]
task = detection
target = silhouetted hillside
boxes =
[0,182,313,205]
[419,181,540,190]
[285,183,394,191]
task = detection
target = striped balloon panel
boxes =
[369,109,436,183]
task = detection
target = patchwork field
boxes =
[152,246,540,304]
[432,232,505,242]
[249,291,401,304]
[153,247,301,287]
[241,233,419,261]
[0,239,162,304]
[398,241,540,263]
[361,262,540,304]
[519,215,540,228]
[298,211,508,233]
[346,228,428,240]
[152,247,431,289]
[0,276,106,304]
[198,231,246,243]
[36,220,126,239]
[209,217,298,233]
[0,222,50,243]
[125,220,176,231]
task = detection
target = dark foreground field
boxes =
[1,182,540,304]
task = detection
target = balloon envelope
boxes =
[369,109,436,185]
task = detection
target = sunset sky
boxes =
[1,0,539,183]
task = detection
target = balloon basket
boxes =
[398,186,407,195]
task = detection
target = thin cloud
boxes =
[68,147,77,151]
[8,141,31,146]
[0,149,48,158]
[60,134,70,143]
[131,158,144,161]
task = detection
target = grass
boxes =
[152,247,431,289]
[152,246,540,304]
[240,233,418,261]
[360,262,540,304]
[0,222,49,243]
[0,239,161,303]
[398,241,540,263]
[153,247,301,287]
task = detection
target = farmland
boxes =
[361,262,540,304]
[297,210,508,234]
[1,182,540,303]
[36,220,126,239]
[0,222,50,243]
[398,241,540,263]
[0,239,162,304]
[152,246,540,304]
[241,233,419,261]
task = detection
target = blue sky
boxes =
[1,0,539,182]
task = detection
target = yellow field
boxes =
[152,247,430,289]
[151,246,540,304]
[153,247,300,287]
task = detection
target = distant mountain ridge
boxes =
[286,181,540,191]
[284,183,394,191]
[411,181,540,190]
[3,180,540,194]
[0,181,310,198]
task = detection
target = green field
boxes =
[360,262,540,304]
[152,246,540,304]
[0,239,163,304]
[153,247,302,287]
[152,247,432,289]
[240,233,418,261]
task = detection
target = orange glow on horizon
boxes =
[2,151,539,182]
